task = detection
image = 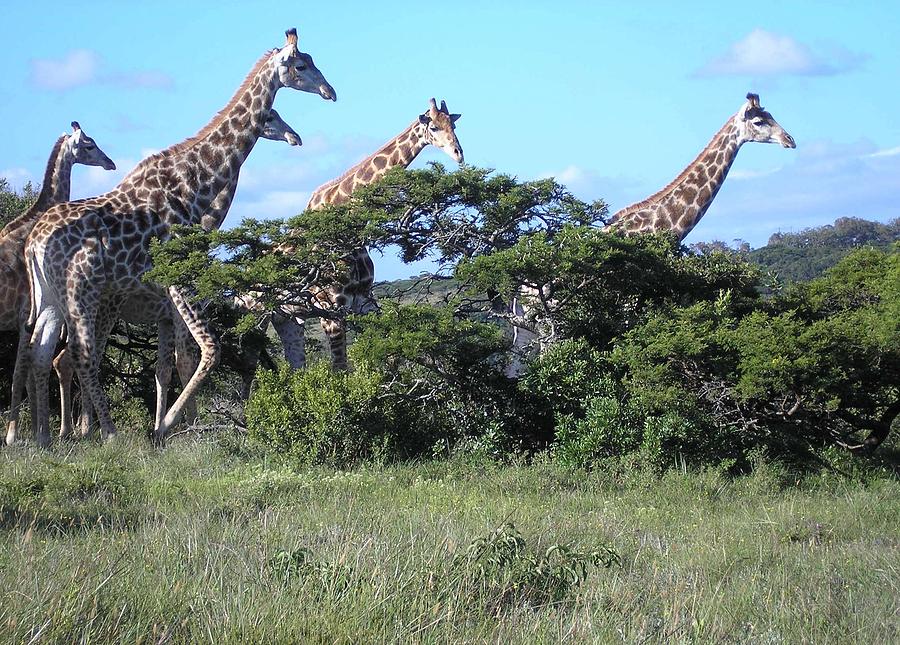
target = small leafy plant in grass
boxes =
[268,546,354,598]
[435,523,620,615]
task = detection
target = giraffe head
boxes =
[262,109,301,146]
[276,28,337,101]
[419,98,463,163]
[736,93,796,149]
[67,121,116,170]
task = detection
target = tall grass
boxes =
[0,436,898,643]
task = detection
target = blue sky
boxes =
[2,1,898,280]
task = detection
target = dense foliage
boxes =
[4,167,896,469]
[147,166,899,468]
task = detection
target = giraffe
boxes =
[0,123,116,333]
[266,98,463,370]
[1,122,115,438]
[18,28,335,447]
[505,93,796,376]
[52,108,303,441]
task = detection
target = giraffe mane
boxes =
[307,117,421,206]
[608,118,733,224]
[149,49,279,159]
[0,134,68,237]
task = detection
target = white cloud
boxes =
[698,29,863,77]
[29,49,173,92]
[29,49,100,90]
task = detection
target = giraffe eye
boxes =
[296,64,307,72]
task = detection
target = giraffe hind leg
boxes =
[156,286,219,444]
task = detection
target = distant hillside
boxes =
[749,217,900,283]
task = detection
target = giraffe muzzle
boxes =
[780,132,797,149]
[319,83,337,101]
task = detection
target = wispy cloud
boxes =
[697,29,864,77]
[730,166,784,181]
[29,49,174,92]
[865,145,900,159]
[0,168,33,191]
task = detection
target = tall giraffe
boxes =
[20,28,335,447]
[52,109,303,441]
[605,93,795,238]
[505,93,796,375]
[1,123,115,438]
[267,98,463,370]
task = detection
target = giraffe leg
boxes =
[66,315,118,443]
[6,329,33,445]
[154,317,175,435]
[53,348,76,439]
[173,316,199,425]
[272,315,307,369]
[321,317,348,371]
[156,286,219,444]
[28,308,66,448]
[74,302,119,439]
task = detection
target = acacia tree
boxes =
[148,163,605,342]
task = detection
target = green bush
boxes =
[352,303,553,458]
[246,362,392,466]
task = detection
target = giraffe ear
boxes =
[450,113,461,123]
[418,114,431,124]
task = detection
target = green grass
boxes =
[0,436,898,643]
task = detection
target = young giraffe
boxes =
[505,93,796,375]
[1,123,115,441]
[52,109,303,441]
[20,28,335,447]
[267,98,463,370]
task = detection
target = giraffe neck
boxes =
[610,117,743,241]
[118,51,282,228]
[307,120,428,208]
[1,135,73,238]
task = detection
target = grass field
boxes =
[0,436,898,643]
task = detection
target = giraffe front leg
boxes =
[157,286,220,444]
[272,315,307,369]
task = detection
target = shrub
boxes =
[351,303,553,458]
[245,362,392,466]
